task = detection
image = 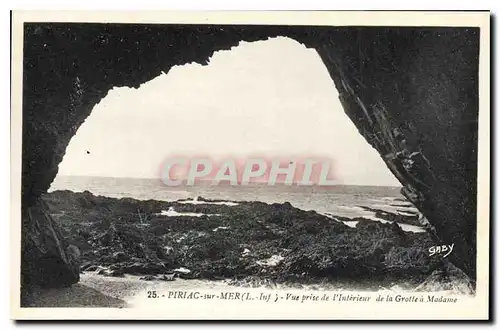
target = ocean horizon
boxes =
[49,175,414,221]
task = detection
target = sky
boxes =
[56,36,400,187]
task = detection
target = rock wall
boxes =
[21,198,80,294]
[20,24,479,290]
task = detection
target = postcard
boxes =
[10,10,490,320]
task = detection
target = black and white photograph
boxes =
[10,11,490,320]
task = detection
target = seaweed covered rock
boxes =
[42,190,445,288]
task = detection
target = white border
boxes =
[9,10,491,321]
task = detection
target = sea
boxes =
[49,175,424,232]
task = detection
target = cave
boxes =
[21,23,479,293]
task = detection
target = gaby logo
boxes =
[160,156,337,186]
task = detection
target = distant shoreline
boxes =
[51,174,403,189]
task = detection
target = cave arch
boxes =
[53,36,400,188]
[21,23,479,290]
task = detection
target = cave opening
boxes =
[20,24,479,298]
[50,36,401,201]
[39,36,441,295]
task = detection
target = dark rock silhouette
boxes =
[415,262,475,295]
[21,24,479,293]
[21,198,80,289]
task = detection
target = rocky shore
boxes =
[42,190,454,291]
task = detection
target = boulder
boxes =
[21,198,80,290]
[415,262,475,295]
[83,265,99,272]
[106,269,125,277]
[140,275,157,281]
[159,274,176,281]
[111,251,128,262]
[113,261,165,275]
